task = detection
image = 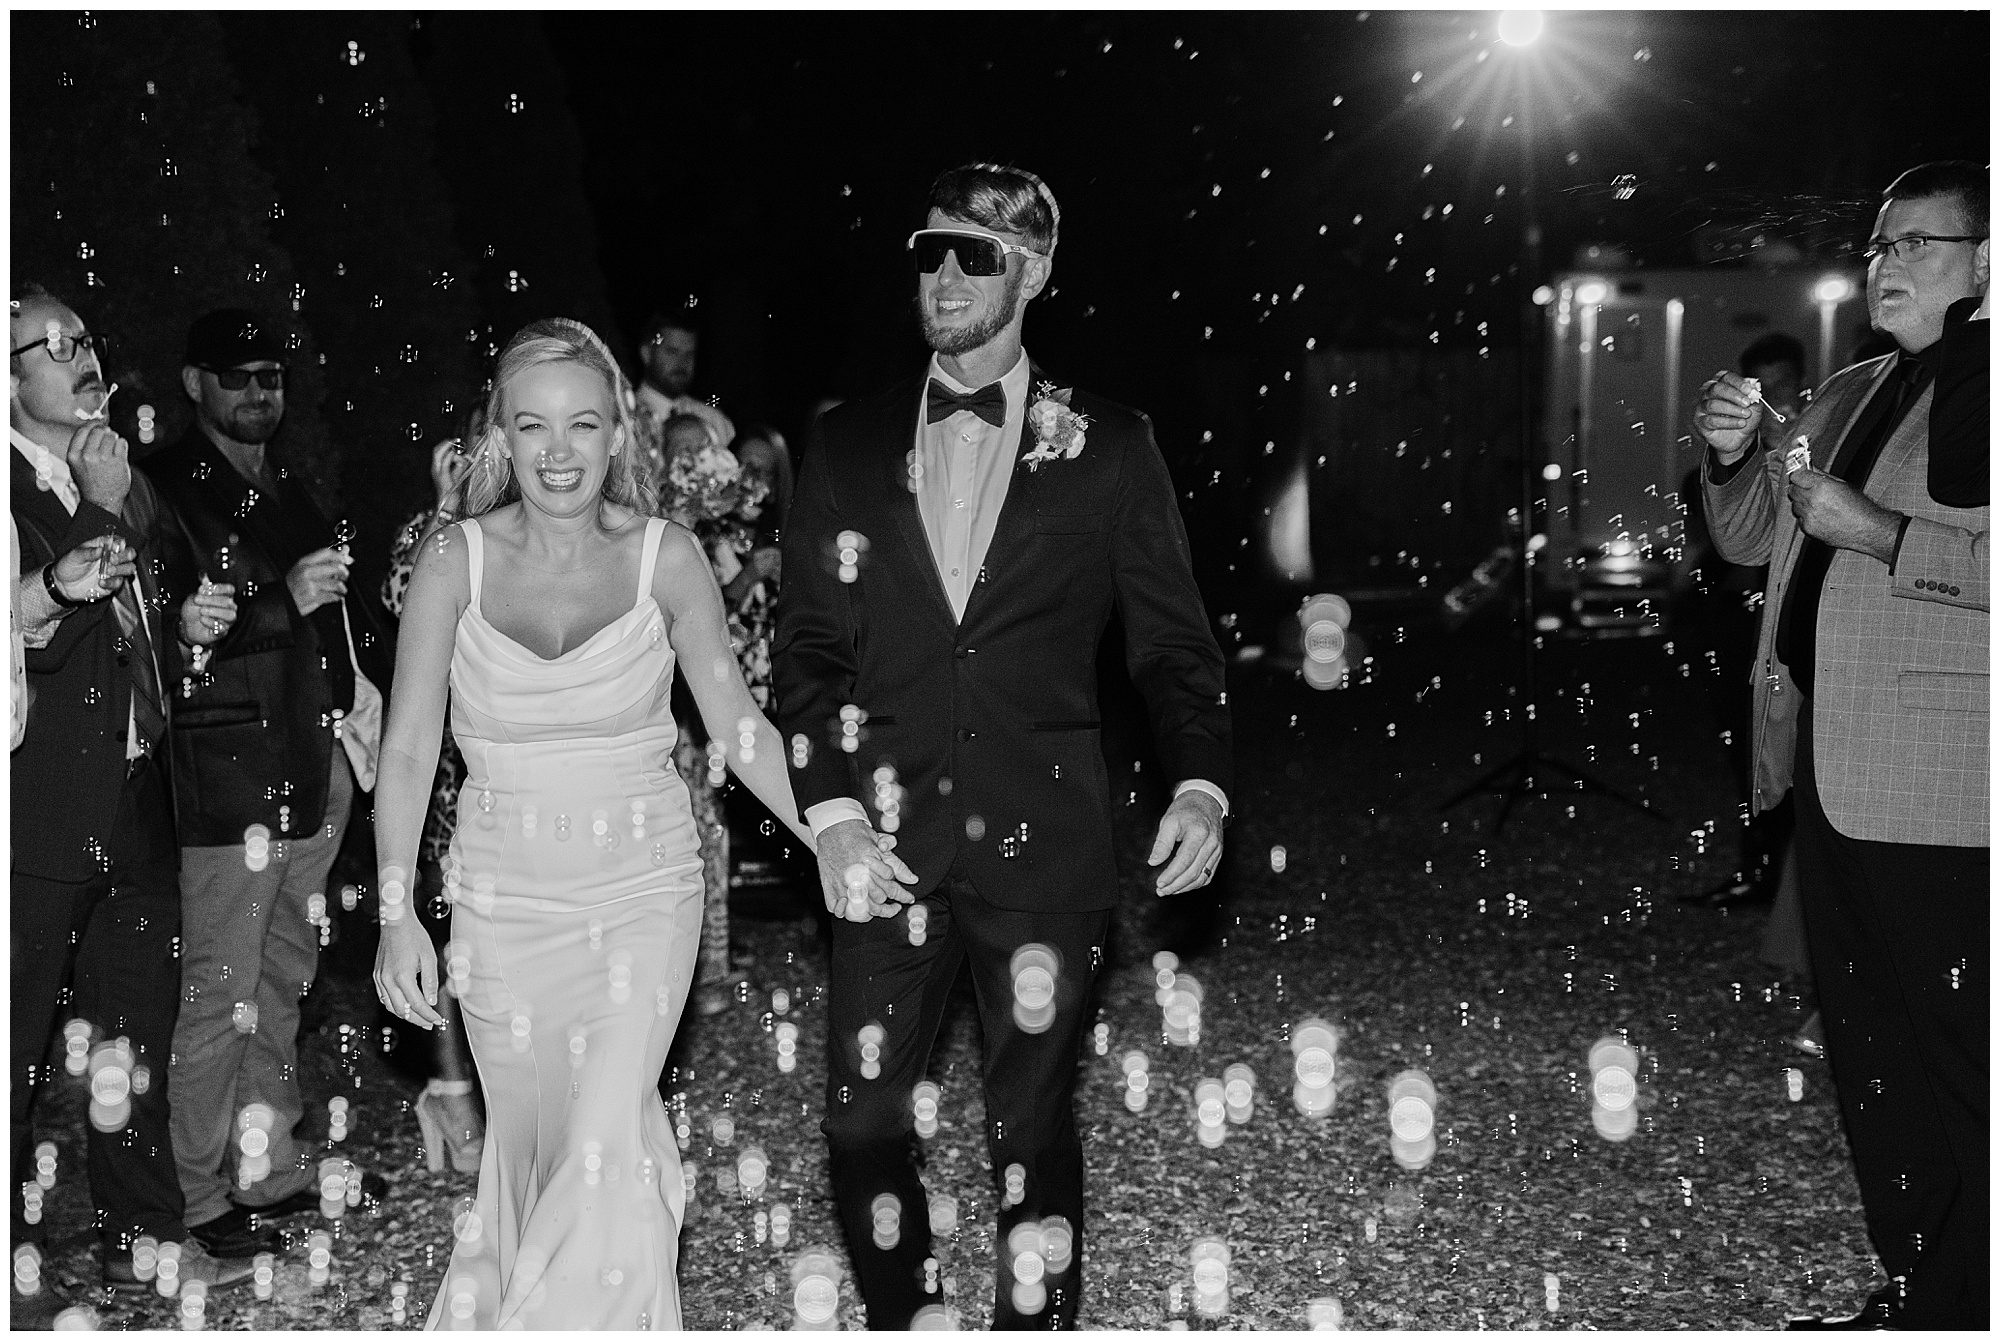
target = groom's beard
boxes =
[917,267,1026,356]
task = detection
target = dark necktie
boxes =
[111,565,166,756]
[926,378,1007,428]
[1776,355,1931,693]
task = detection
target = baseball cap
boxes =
[184,309,287,368]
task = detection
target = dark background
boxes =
[12,9,1989,598]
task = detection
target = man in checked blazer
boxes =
[1697,161,1988,1331]
[774,163,1231,1328]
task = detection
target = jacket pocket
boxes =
[174,702,264,730]
[1033,513,1108,535]
[1896,671,1989,714]
[1030,720,1101,731]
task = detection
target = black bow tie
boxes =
[926,378,1007,428]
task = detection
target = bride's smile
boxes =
[503,360,623,512]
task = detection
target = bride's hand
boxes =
[374,915,445,1031]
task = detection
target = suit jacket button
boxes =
[1948,584,1960,596]
[956,728,974,742]
[954,647,970,659]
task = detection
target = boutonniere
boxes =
[1021,381,1090,472]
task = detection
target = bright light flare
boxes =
[1498,10,1545,47]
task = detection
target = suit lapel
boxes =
[1774,358,1894,579]
[959,363,1048,627]
[886,379,958,623]
[10,450,73,564]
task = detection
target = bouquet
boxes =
[660,435,767,533]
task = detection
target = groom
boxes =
[774,163,1231,1328]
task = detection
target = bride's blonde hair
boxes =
[457,318,658,522]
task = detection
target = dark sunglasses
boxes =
[907,229,1045,278]
[202,365,286,391]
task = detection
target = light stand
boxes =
[1441,39,1663,833]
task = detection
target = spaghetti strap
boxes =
[636,517,666,605]
[461,517,485,615]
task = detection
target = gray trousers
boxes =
[169,753,352,1226]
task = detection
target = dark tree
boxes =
[414,13,619,365]
[218,11,484,585]
[10,10,337,491]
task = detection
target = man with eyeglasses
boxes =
[775,163,1230,1329]
[140,308,394,1259]
[1696,161,1989,1331]
[10,284,251,1316]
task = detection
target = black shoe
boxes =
[185,1206,285,1257]
[105,1238,260,1293]
[1786,1289,1899,1329]
[244,1169,390,1219]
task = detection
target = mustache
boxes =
[71,372,103,395]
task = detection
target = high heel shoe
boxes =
[414,1080,485,1174]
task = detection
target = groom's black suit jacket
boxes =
[773,368,1231,913]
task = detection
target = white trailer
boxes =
[1539,265,1867,630]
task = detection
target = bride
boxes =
[371,318,907,1329]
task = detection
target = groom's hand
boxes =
[1148,791,1225,897]
[816,818,919,921]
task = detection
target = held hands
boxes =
[67,421,132,515]
[178,579,240,647]
[1787,469,1903,562]
[1148,790,1226,897]
[49,534,136,603]
[287,545,352,616]
[373,870,445,1030]
[1694,371,1765,464]
[815,818,919,922]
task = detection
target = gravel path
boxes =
[23,615,1871,1329]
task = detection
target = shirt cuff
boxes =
[1706,446,1754,486]
[805,797,870,838]
[1888,514,1913,573]
[1173,779,1230,818]
[16,571,67,648]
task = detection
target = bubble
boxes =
[791,1248,841,1325]
[1004,946,1059,1034]
[453,1196,484,1244]
[1190,1236,1230,1317]
[1386,1070,1438,1170]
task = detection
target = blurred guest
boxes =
[142,309,394,1251]
[633,309,733,469]
[10,286,251,1313]
[1697,161,1988,1330]
[378,431,484,1172]
[1680,332,1804,911]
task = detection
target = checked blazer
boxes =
[772,368,1232,912]
[1705,352,1988,846]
